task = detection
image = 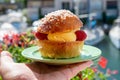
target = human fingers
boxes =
[0,51,14,63]
[69,61,93,74]
[0,51,38,80]
[0,51,14,75]
[60,61,93,80]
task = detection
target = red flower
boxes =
[98,56,108,69]
[3,34,11,45]
[111,70,118,75]
[106,68,118,75]
[20,32,27,36]
[106,68,111,74]
[12,34,20,42]
[21,42,25,48]
[92,67,98,72]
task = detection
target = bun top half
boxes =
[37,10,83,34]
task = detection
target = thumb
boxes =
[0,51,14,63]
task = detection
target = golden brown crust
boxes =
[37,40,84,58]
[37,10,83,34]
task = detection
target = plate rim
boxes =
[22,45,101,64]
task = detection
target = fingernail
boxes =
[1,51,12,57]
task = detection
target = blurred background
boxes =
[0,0,120,80]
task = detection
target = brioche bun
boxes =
[37,10,83,34]
[36,10,85,58]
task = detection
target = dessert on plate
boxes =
[35,10,87,58]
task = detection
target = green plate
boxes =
[22,45,101,65]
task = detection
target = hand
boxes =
[0,51,93,80]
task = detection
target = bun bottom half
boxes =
[37,40,84,58]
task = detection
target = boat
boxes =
[0,10,28,41]
[109,17,120,49]
[0,10,28,32]
[7,10,28,32]
[84,26,105,45]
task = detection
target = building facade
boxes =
[26,0,120,21]
[104,0,118,18]
[27,0,73,15]
[118,0,120,16]
[27,0,74,20]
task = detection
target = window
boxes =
[79,0,88,14]
[42,0,54,7]
[62,2,70,10]
[91,0,102,12]
[28,1,42,8]
[107,1,117,9]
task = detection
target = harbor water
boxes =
[95,35,120,80]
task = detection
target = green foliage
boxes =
[82,68,95,80]
[98,72,107,80]
[7,46,32,63]
[0,76,2,80]
[71,76,80,80]
[71,68,95,80]
[1,31,35,63]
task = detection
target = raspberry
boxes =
[75,30,87,41]
[35,32,47,40]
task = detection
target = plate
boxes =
[22,45,101,65]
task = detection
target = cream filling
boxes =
[47,32,76,42]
